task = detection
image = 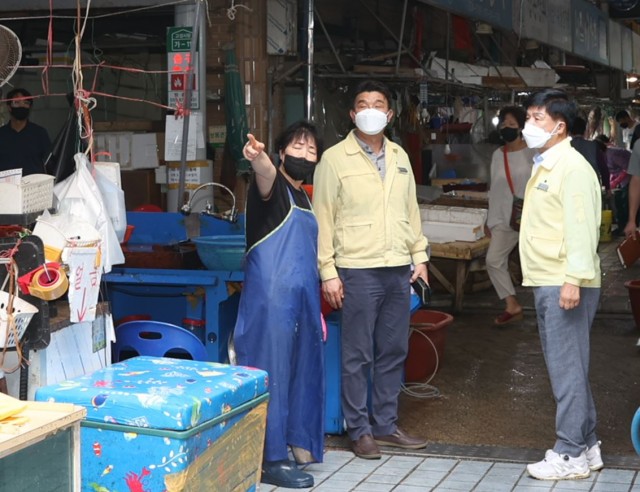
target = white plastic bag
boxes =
[94,166,127,242]
[53,153,124,273]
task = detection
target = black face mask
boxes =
[499,127,520,143]
[10,107,30,121]
[283,155,315,181]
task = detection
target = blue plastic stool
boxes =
[113,320,208,362]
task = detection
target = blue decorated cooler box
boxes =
[35,356,269,492]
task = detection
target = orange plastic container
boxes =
[404,310,453,382]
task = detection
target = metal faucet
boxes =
[180,182,238,223]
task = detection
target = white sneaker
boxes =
[586,441,604,471]
[527,450,590,480]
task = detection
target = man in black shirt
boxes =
[570,116,610,192]
[0,88,51,175]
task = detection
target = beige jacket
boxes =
[312,130,429,281]
[519,138,601,287]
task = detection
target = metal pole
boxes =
[177,0,203,210]
[357,0,458,83]
[445,12,450,83]
[305,0,314,121]
[395,0,408,75]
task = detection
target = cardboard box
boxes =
[35,356,269,492]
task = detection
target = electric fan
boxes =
[0,25,21,88]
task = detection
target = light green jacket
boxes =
[312,130,429,281]
[519,138,601,287]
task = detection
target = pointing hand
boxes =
[243,133,265,161]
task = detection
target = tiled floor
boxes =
[261,236,640,491]
[260,449,640,491]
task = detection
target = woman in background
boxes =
[485,106,535,325]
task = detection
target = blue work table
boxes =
[103,212,245,363]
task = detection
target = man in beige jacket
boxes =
[312,80,429,460]
[520,88,603,481]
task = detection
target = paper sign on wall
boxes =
[63,247,102,323]
[165,115,197,161]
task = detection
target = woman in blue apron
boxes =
[234,121,325,489]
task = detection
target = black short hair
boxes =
[6,88,32,106]
[572,116,587,136]
[498,106,526,129]
[594,134,609,153]
[524,88,577,132]
[274,120,324,161]
[615,110,630,122]
[351,80,392,110]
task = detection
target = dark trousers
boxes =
[339,266,411,441]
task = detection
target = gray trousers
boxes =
[486,224,519,300]
[339,266,411,441]
[533,286,600,457]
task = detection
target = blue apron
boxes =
[234,188,324,463]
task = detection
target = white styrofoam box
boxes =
[419,205,488,227]
[131,133,159,169]
[93,132,133,168]
[94,161,122,188]
[422,220,484,244]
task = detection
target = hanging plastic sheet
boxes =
[223,44,250,175]
[44,94,82,184]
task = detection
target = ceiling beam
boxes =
[0,0,188,10]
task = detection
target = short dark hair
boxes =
[615,110,630,122]
[498,106,526,129]
[6,88,32,106]
[572,116,587,136]
[594,134,609,153]
[524,88,577,132]
[274,120,324,161]
[351,80,392,110]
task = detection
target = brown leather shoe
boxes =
[374,428,427,449]
[351,434,381,459]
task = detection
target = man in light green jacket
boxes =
[519,88,602,481]
[312,80,429,460]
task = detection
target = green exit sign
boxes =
[167,27,192,52]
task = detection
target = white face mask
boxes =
[522,122,560,149]
[354,108,389,135]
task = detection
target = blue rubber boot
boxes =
[261,460,314,489]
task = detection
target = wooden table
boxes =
[0,401,86,491]
[429,236,491,313]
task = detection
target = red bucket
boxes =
[625,280,640,331]
[404,310,453,382]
